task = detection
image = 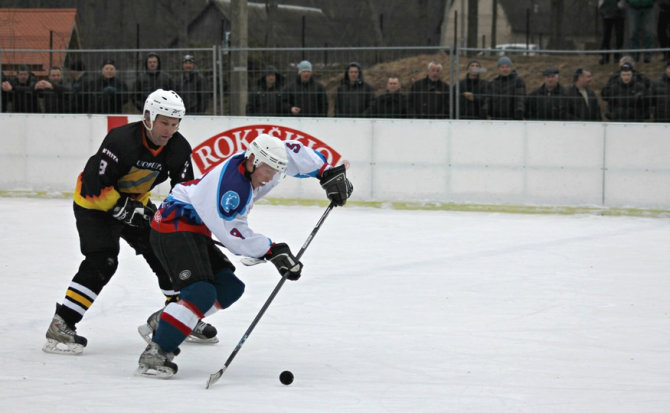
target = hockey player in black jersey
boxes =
[43,89,217,355]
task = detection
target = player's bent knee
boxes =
[78,253,118,285]
[178,281,217,314]
[214,268,245,309]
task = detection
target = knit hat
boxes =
[297,60,312,73]
[542,67,559,76]
[620,63,633,72]
[497,56,513,67]
[101,58,115,68]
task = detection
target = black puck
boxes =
[279,370,294,385]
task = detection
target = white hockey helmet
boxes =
[245,134,288,172]
[143,89,185,129]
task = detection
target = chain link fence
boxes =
[2,45,670,121]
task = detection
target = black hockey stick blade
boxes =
[205,202,335,389]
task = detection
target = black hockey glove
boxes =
[265,243,303,281]
[319,164,353,207]
[111,197,154,227]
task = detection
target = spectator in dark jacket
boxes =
[458,59,488,119]
[335,62,375,117]
[34,66,71,113]
[1,72,12,112]
[367,75,408,118]
[602,63,649,121]
[563,68,602,121]
[134,52,174,111]
[176,54,209,115]
[85,59,130,114]
[650,62,670,121]
[283,60,327,117]
[526,67,565,120]
[408,61,450,118]
[486,56,526,120]
[8,65,39,113]
[246,65,286,116]
[604,56,652,91]
[67,60,91,113]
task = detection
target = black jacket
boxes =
[282,76,327,117]
[84,76,130,114]
[367,91,408,118]
[458,76,488,119]
[335,62,375,117]
[601,77,648,121]
[9,73,39,113]
[486,71,526,120]
[650,73,670,121]
[177,69,209,115]
[408,76,450,118]
[134,53,174,111]
[562,86,602,121]
[246,66,286,116]
[526,83,565,120]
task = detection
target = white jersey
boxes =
[152,139,329,258]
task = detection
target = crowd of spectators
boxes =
[0,52,210,116]
[4,51,670,123]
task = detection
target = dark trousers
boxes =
[57,203,173,327]
[600,16,625,63]
[659,9,670,60]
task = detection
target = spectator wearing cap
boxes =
[601,63,649,121]
[84,58,130,114]
[526,67,565,120]
[246,64,286,116]
[408,61,450,119]
[604,56,651,92]
[486,56,526,120]
[335,62,375,117]
[134,52,174,112]
[649,62,670,121]
[282,60,327,117]
[563,68,602,121]
[67,60,91,113]
[176,54,209,115]
[458,59,489,119]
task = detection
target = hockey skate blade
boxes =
[185,335,219,344]
[137,323,153,344]
[136,364,176,379]
[42,339,84,355]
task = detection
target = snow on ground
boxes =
[0,198,669,412]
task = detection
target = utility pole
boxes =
[231,0,248,116]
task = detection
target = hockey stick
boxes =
[206,201,336,389]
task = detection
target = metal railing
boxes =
[2,45,670,121]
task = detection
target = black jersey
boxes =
[74,121,194,212]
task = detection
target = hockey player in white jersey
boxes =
[136,133,352,377]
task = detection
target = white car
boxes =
[494,43,539,56]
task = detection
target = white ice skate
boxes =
[136,342,178,379]
[42,311,87,355]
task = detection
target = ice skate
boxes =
[136,342,178,379]
[138,307,219,344]
[42,309,87,355]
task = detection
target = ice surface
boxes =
[1,198,669,412]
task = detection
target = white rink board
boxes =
[1,113,670,209]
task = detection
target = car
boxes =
[494,43,539,56]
